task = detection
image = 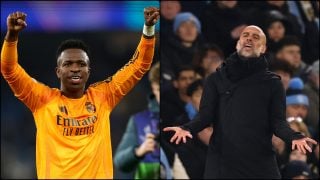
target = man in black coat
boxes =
[163,25,317,179]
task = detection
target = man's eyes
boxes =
[63,62,87,67]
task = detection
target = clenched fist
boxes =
[5,11,27,41]
[144,7,159,26]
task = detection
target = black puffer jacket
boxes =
[183,52,304,178]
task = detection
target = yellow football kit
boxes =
[1,36,155,178]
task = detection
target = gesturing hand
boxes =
[163,126,193,145]
[7,11,27,33]
[144,7,160,26]
[292,137,318,154]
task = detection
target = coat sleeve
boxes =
[182,74,218,134]
[114,117,142,172]
[270,79,305,144]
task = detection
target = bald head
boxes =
[236,25,267,58]
[243,25,267,44]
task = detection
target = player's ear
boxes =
[56,67,61,79]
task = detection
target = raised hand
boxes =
[6,11,27,41]
[144,7,160,26]
[292,137,318,154]
[163,126,193,145]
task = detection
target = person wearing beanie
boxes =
[286,77,309,107]
[264,10,290,39]
[263,10,291,56]
[161,11,203,91]
[164,25,317,179]
[173,12,201,35]
[286,77,310,130]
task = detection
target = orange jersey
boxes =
[1,36,155,179]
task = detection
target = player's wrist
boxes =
[143,24,155,37]
[5,31,18,42]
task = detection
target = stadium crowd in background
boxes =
[160,1,319,179]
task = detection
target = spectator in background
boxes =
[287,148,319,179]
[269,58,294,90]
[161,66,197,129]
[161,12,202,89]
[170,79,207,179]
[262,10,291,55]
[287,117,311,138]
[275,35,311,82]
[160,66,196,168]
[286,77,309,124]
[303,60,319,138]
[114,62,160,179]
[247,1,303,40]
[287,1,319,64]
[200,0,248,57]
[192,43,224,79]
[160,1,181,42]
[281,160,313,179]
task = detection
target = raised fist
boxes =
[144,7,160,26]
[7,11,27,33]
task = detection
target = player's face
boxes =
[236,26,266,58]
[56,49,90,92]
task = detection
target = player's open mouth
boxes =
[70,76,81,83]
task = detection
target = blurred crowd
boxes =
[160,1,319,179]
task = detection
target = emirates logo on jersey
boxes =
[85,102,96,113]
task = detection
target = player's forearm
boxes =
[134,24,156,71]
[1,40,18,73]
[109,31,155,96]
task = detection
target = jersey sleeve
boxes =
[1,41,54,112]
[89,35,155,109]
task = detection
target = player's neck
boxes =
[61,89,85,99]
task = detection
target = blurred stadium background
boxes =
[1,1,159,179]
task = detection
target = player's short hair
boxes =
[149,61,160,85]
[56,39,90,65]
